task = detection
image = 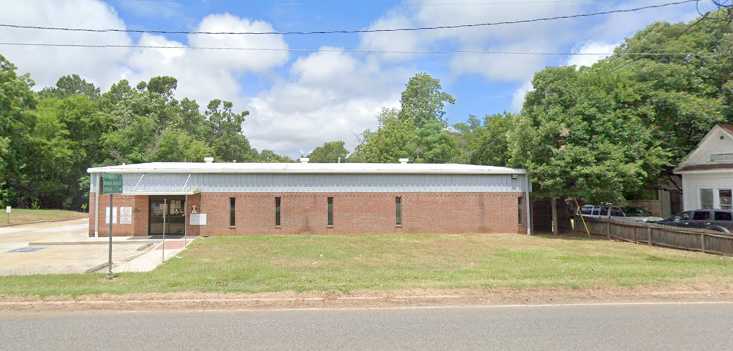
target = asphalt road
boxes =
[2,302,733,351]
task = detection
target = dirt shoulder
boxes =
[3,286,733,312]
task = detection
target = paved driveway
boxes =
[0,219,149,276]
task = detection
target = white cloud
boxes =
[123,14,289,104]
[511,80,533,113]
[0,0,131,88]
[360,12,424,62]
[567,41,619,68]
[244,48,406,155]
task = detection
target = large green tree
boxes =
[308,141,349,163]
[509,66,669,203]
[0,55,39,207]
[352,74,458,163]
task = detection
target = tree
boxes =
[352,73,458,163]
[256,149,293,162]
[308,141,349,163]
[453,113,515,166]
[508,66,669,203]
[151,128,213,162]
[39,74,100,99]
[350,109,416,162]
[205,99,256,162]
[398,73,455,127]
[0,54,38,207]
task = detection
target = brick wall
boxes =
[195,192,523,235]
[88,192,148,236]
[88,191,525,236]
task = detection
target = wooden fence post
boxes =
[647,226,652,246]
[700,233,706,253]
[606,220,611,239]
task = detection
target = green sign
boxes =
[102,174,123,194]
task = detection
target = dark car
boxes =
[656,209,733,234]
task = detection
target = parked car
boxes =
[621,207,664,223]
[655,209,733,234]
[579,205,625,219]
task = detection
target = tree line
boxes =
[1,10,731,210]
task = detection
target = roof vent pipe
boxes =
[203,157,214,163]
[398,158,409,164]
[299,157,310,164]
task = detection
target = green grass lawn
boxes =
[2,234,733,298]
[0,209,86,226]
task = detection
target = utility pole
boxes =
[162,198,167,263]
[108,192,113,278]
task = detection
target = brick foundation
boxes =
[89,192,525,236]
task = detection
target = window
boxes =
[693,211,711,221]
[275,197,281,226]
[327,197,334,226]
[518,198,523,225]
[715,211,732,221]
[700,189,714,209]
[591,208,600,216]
[395,196,402,226]
[610,208,624,217]
[711,153,733,162]
[679,211,692,221]
[720,189,732,210]
[600,207,609,216]
[229,197,236,227]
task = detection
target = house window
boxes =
[275,197,281,226]
[700,189,714,209]
[327,197,334,226]
[518,198,522,225]
[720,189,732,210]
[229,197,236,227]
[395,196,402,226]
[710,153,733,162]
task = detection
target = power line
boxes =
[0,0,697,36]
[0,41,721,58]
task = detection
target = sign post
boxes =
[101,173,123,279]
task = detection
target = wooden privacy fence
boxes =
[573,218,733,256]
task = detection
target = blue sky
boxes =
[0,0,710,156]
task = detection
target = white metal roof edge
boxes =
[87,162,527,175]
[121,191,198,196]
[674,168,733,175]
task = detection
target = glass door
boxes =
[149,196,186,236]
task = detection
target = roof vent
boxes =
[398,158,409,164]
[203,157,214,163]
[299,157,310,164]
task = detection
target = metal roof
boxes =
[88,162,526,175]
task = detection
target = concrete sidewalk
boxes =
[112,238,196,273]
[0,219,195,275]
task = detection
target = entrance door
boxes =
[149,196,186,236]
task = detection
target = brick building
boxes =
[87,160,531,237]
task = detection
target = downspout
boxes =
[524,173,532,235]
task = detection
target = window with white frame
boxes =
[710,153,733,162]
[700,189,714,209]
[720,189,732,210]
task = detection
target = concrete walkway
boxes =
[0,219,194,275]
[112,238,196,273]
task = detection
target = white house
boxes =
[675,124,733,211]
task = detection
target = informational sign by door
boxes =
[105,207,118,224]
[119,207,132,224]
[190,213,207,226]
